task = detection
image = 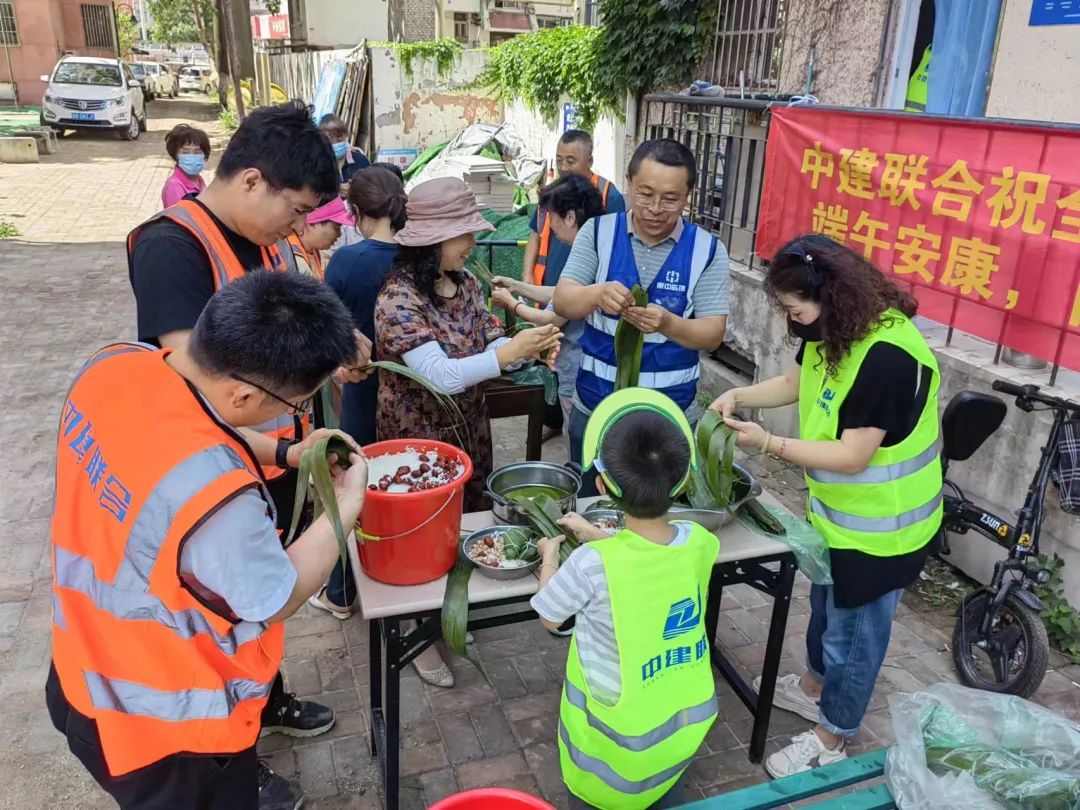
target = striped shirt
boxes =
[530,523,693,706]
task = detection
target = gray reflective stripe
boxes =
[85,671,271,721]
[905,101,926,111]
[806,440,941,485]
[810,491,942,533]
[559,721,691,795]
[113,445,252,589]
[53,592,67,631]
[563,680,716,752]
[273,240,299,273]
[162,207,233,288]
[55,546,266,654]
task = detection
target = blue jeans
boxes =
[568,405,600,497]
[806,583,903,737]
[326,558,356,608]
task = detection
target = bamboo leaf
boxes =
[736,499,787,536]
[507,491,562,538]
[361,360,468,448]
[613,284,648,390]
[691,413,739,509]
[442,547,473,658]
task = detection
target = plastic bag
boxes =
[886,683,1080,810]
[502,364,557,406]
[733,499,833,585]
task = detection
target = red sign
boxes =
[757,106,1080,372]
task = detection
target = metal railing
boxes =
[641,93,773,271]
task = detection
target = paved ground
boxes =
[1,96,1078,810]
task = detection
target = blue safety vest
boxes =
[577,212,717,411]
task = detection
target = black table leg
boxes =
[525,394,543,461]
[384,618,402,810]
[368,619,382,757]
[748,555,797,762]
[705,567,723,653]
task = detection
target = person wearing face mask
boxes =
[318,113,371,196]
[161,124,210,208]
[709,233,942,780]
[287,197,354,279]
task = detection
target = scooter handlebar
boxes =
[992,380,1027,397]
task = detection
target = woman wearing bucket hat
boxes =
[287,197,355,278]
[375,177,562,509]
[375,176,562,687]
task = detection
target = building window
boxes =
[453,12,468,43]
[0,2,19,46]
[81,3,115,50]
[536,15,569,28]
[706,0,786,92]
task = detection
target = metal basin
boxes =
[580,507,624,535]
[666,462,762,531]
[462,526,540,580]
[487,461,581,526]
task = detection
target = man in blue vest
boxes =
[553,138,731,492]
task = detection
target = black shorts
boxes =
[46,663,258,810]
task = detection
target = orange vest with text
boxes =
[127,200,304,479]
[533,172,612,286]
[50,343,285,777]
[287,233,325,279]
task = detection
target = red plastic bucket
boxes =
[428,788,556,809]
[357,439,473,586]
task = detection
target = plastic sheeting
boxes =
[734,500,833,586]
[404,123,545,196]
[927,0,1003,116]
[886,683,1080,809]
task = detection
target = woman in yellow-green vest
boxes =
[713,233,941,779]
[531,388,718,809]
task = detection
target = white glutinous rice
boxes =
[366,447,466,493]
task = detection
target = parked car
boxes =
[138,62,176,99]
[39,56,147,141]
[178,66,218,95]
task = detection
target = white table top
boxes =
[349,492,793,621]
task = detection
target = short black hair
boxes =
[318,113,347,138]
[599,410,691,519]
[190,270,357,397]
[217,101,338,201]
[627,138,696,190]
[539,173,604,227]
[374,162,405,181]
[559,129,593,155]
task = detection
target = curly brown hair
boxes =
[766,233,918,376]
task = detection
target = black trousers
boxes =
[47,664,258,810]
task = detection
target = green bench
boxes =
[680,750,895,809]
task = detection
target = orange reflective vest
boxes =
[51,343,285,777]
[127,200,305,480]
[287,233,325,279]
[533,173,613,286]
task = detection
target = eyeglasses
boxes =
[232,374,311,415]
[632,190,686,213]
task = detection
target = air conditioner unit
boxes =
[470,12,481,24]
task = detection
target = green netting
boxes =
[467,207,536,287]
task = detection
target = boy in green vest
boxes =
[531,388,719,810]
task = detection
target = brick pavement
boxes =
[1,97,1078,810]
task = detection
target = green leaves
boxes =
[614,284,648,390]
[442,547,474,658]
[286,432,357,573]
[507,492,580,564]
[688,411,739,509]
[372,39,463,78]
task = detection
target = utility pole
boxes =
[220,0,246,119]
[137,0,149,43]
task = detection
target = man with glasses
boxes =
[48,271,366,810]
[127,101,371,808]
[553,138,731,491]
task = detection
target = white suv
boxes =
[39,56,147,141]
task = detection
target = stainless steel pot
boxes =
[486,461,581,525]
[666,462,763,531]
[462,526,540,580]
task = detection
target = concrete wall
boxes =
[777,0,892,106]
[502,97,628,192]
[301,0,388,48]
[706,262,1080,604]
[370,46,498,151]
[985,0,1080,124]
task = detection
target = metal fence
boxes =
[641,93,772,270]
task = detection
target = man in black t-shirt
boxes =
[128,101,372,810]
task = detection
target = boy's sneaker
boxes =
[257,759,303,810]
[753,673,820,723]
[260,691,335,738]
[765,729,846,778]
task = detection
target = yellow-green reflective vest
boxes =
[558,522,718,810]
[798,310,942,557]
[905,46,930,112]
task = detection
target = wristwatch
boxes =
[276,438,297,470]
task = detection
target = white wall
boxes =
[985,0,1080,123]
[303,0,388,48]
[371,47,499,150]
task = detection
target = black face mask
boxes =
[789,318,823,342]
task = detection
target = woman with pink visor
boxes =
[287,197,355,279]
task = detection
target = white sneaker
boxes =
[765,729,847,778]
[753,673,820,723]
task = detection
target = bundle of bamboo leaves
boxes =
[613,284,649,389]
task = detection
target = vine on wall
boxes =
[372,38,464,78]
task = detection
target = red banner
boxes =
[757,106,1080,372]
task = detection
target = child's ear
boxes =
[595,474,607,496]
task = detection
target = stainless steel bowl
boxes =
[462,526,541,580]
[666,462,762,531]
[487,462,581,526]
[580,507,625,535]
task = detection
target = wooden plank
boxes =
[678,750,888,810]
